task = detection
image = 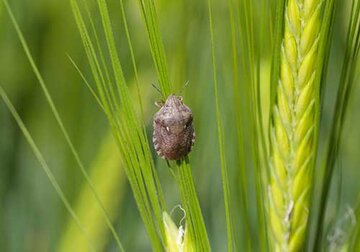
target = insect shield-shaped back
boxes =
[153,95,195,160]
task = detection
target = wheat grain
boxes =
[268,0,323,251]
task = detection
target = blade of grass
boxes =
[135,0,210,249]
[70,0,166,249]
[65,52,163,250]
[118,0,144,122]
[252,3,268,251]
[96,0,167,243]
[67,54,105,111]
[227,0,251,250]
[314,0,359,248]
[116,0,166,223]
[0,85,95,252]
[174,158,211,251]
[208,0,235,250]
[136,0,171,97]
[236,0,269,250]
[1,1,125,250]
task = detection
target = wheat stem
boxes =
[268,0,323,251]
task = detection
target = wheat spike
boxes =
[268,0,323,251]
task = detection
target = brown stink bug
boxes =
[152,95,195,160]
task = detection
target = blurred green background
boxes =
[0,0,359,251]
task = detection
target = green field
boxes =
[1,0,360,251]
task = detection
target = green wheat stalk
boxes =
[208,0,235,250]
[136,0,171,97]
[267,0,324,250]
[315,0,360,249]
[234,0,269,250]
[70,0,167,249]
[136,0,210,250]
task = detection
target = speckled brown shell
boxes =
[152,95,195,160]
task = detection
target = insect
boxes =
[152,95,195,160]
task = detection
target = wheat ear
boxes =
[268,0,323,251]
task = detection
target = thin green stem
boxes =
[175,157,211,251]
[208,0,235,250]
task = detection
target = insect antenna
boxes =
[152,83,162,95]
[179,80,190,95]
